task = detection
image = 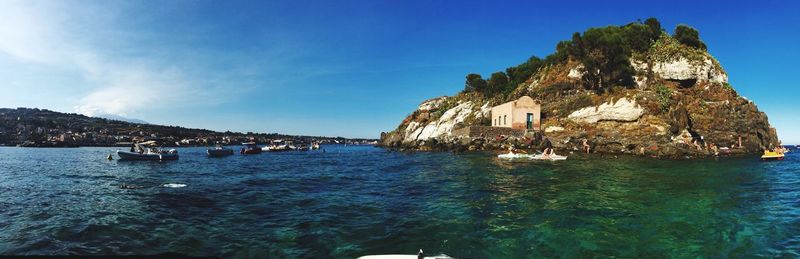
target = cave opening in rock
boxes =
[669,79,698,88]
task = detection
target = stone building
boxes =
[490,96,541,130]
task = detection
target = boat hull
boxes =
[117,150,179,161]
[264,146,290,152]
[761,151,785,161]
[498,153,535,159]
[533,154,568,161]
[497,153,567,161]
[240,148,262,155]
[207,149,234,157]
[761,155,784,161]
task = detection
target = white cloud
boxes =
[0,1,63,64]
[0,0,244,117]
[73,65,182,117]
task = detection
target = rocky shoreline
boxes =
[380,130,755,159]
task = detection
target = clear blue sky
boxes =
[0,0,798,142]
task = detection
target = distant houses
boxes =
[0,108,376,147]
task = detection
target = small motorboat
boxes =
[498,152,535,159]
[240,142,262,155]
[359,250,452,259]
[533,154,568,161]
[761,151,784,161]
[311,142,320,150]
[264,139,291,152]
[117,144,178,161]
[296,144,309,151]
[207,145,234,157]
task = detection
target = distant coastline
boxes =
[0,107,377,148]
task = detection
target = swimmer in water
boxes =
[119,183,145,189]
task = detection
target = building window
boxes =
[503,115,507,125]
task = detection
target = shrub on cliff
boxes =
[552,18,664,91]
[655,84,673,113]
[506,56,544,89]
[644,17,662,42]
[463,56,544,98]
[464,73,487,93]
[573,26,636,90]
[486,72,510,96]
[673,25,707,50]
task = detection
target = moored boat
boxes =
[264,139,290,152]
[117,144,178,161]
[297,144,309,151]
[533,154,568,161]
[761,151,784,161]
[240,142,262,154]
[497,152,535,159]
[359,250,452,259]
[498,150,567,161]
[207,145,234,157]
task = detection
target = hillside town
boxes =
[0,108,376,147]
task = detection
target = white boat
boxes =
[358,250,452,259]
[497,152,567,161]
[117,144,178,161]
[497,152,535,159]
[264,140,291,152]
[358,256,452,259]
[533,154,568,161]
[311,142,320,150]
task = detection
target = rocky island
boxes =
[380,18,780,158]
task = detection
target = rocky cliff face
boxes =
[380,28,779,158]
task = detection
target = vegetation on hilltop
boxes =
[461,18,708,97]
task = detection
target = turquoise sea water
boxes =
[0,145,798,257]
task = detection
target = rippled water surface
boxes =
[1,145,799,257]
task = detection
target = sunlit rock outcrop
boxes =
[567,98,644,123]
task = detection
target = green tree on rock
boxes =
[487,72,510,96]
[674,24,707,50]
[506,56,543,89]
[644,17,662,42]
[578,26,635,90]
[623,22,652,53]
[464,73,487,93]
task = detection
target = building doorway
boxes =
[526,113,533,129]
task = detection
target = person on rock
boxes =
[542,138,554,158]
[582,139,591,154]
[508,144,526,154]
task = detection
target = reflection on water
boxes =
[0,146,799,257]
